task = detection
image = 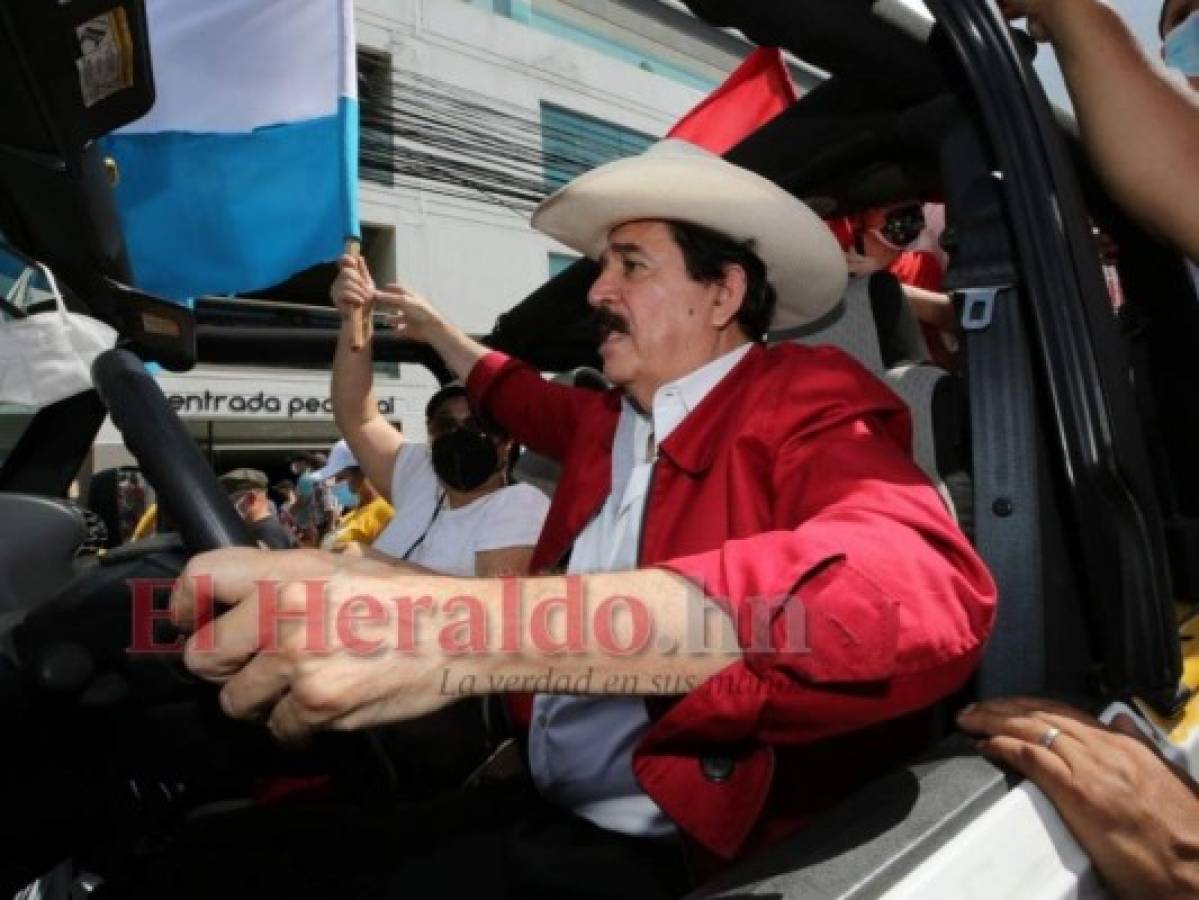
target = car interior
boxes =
[2,0,1199,896]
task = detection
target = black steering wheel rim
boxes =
[91,349,255,553]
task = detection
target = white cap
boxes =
[312,439,358,481]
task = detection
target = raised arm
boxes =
[1002,0,1199,259]
[330,255,404,502]
[175,360,994,745]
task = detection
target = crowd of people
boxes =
[122,414,540,568]
[98,0,1199,896]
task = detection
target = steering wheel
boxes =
[6,348,254,687]
[0,351,335,891]
[92,349,256,552]
[2,351,419,878]
[5,349,255,690]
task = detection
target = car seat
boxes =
[773,271,971,533]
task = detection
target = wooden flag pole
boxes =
[344,237,370,351]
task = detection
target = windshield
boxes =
[0,245,58,464]
[0,246,59,323]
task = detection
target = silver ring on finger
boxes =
[1039,725,1062,751]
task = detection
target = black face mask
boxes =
[431,427,500,492]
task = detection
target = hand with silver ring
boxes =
[1040,725,1062,750]
[958,696,1199,899]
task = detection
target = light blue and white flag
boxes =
[104,0,360,301]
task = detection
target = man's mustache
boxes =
[591,307,630,338]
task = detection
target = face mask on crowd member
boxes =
[232,490,258,522]
[431,425,502,492]
[310,441,364,508]
[332,480,359,510]
[1162,4,1199,84]
[218,469,271,523]
[425,386,509,493]
[1166,13,1199,76]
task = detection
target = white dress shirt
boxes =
[528,343,752,837]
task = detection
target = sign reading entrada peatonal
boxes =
[165,389,396,419]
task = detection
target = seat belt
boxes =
[959,284,1045,698]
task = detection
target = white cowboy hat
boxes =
[531,139,848,330]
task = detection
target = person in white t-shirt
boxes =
[332,333,548,577]
[370,383,548,575]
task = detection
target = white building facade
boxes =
[92,0,813,476]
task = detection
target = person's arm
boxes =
[172,354,994,745]
[1002,0,1199,259]
[902,284,958,332]
[960,697,1199,899]
[649,387,995,745]
[374,286,602,463]
[175,434,990,744]
[331,255,405,502]
[372,282,489,382]
[173,554,729,736]
[845,249,886,277]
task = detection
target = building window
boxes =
[467,0,524,19]
[362,224,396,288]
[364,224,400,378]
[358,48,395,187]
[540,102,655,193]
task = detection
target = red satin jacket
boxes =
[466,342,996,862]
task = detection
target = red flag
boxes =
[667,47,798,155]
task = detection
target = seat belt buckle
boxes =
[957,286,1008,332]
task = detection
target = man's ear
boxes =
[710,263,748,330]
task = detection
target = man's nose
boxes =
[587,269,616,308]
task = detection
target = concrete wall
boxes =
[356,0,707,335]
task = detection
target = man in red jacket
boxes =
[170,140,995,897]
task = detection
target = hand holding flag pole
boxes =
[343,237,371,351]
